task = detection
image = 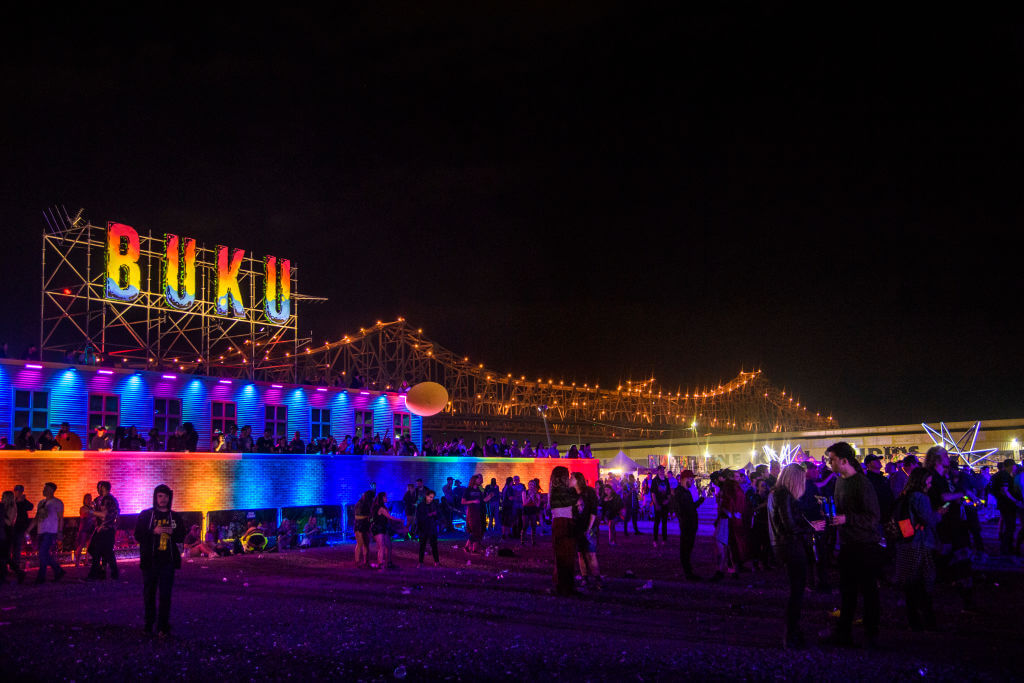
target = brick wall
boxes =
[0,451,600,517]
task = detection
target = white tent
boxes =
[605,451,640,472]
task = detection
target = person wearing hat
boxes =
[673,470,705,580]
[863,454,894,527]
[134,484,186,636]
[88,425,112,451]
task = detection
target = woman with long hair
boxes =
[461,474,492,554]
[484,478,501,531]
[713,470,751,579]
[520,479,543,546]
[768,463,825,649]
[500,477,516,538]
[572,472,601,589]
[74,492,95,567]
[353,490,374,568]
[548,466,578,596]
[601,481,623,545]
[0,490,16,581]
[893,467,943,631]
[370,492,401,570]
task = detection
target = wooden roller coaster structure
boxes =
[294,319,833,442]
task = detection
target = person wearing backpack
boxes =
[892,468,944,631]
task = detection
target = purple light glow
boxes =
[219,379,232,384]
[316,387,327,392]
[271,384,283,388]
[97,369,114,375]
[162,374,177,380]
[25,364,43,369]
[360,391,370,395]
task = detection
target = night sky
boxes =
[3,7,1021,428]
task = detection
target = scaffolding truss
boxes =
[295,319,834,441]
[39,207,309,380]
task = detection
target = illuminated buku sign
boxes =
[105,222,291,324]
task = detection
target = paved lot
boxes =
[0,518,1017,681]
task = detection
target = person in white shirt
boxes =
[28,482,65,583]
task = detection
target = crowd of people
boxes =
[4,443,1022,647]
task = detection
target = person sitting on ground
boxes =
[241,520,268,552]
[276,518,296,551]
[302,515,325,547]
[183,524,219,558]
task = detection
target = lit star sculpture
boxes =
[762,443,803,467]
[920,421,998,468]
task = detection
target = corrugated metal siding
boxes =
[0,361,420,450]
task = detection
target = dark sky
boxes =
[3,7,1021,427]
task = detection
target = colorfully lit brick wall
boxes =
[0,451,600,518]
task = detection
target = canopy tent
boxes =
[605,451,640,472]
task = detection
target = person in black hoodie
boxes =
[673,470,705,581]
[134,484,186,636]
[416,489,442,567]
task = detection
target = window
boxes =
[311,408,331,439]
[14,390,49,434]
[211,401,236,436]
[354,410,373,439]
[265,405,287,439]
[154,398,181,445]
[88,394,120,431]
[393,413,411,440]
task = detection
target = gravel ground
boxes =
[0,525,1017,682]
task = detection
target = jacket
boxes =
[767,487,813,549]
[134,485,187,570]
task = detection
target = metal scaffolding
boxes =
[298,319,835,441]
[39,207,308,380]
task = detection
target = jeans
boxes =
[623,504,639,533]
[678,524,697,575]
[775,542,809,642]
[837,542,882,639]
[652,508,669,541]
[998,507,1017,556]
[143,562,176,632]
[89,528,118,578]
[36,532,62,580]
[418,534,439,563]
[8,527,26,573]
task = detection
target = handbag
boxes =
[883,495,917,544]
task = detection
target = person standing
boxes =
[768,464,825,649]
[621,473,640,535]
[134,484,186,636]
[572,472,601,589]
[0,490,17,583]
[548,466,578,596]
[673,470,705,581]
[892,468,943,631]
[990,458,1022,556]
[416,488,442,567]
[28,483,65,583]
[9,485,33,582]
[650,466,672,548]
[86,480,120,580]
[925,446,975,611]
[826,442,882,648]
[461,474,492,554]
[353,490,374,568]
